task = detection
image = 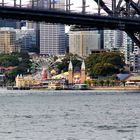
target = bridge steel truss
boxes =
[0,0,140,47]
[94,0,140,47]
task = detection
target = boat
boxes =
[72,84,88,90]
[48,82,63,90]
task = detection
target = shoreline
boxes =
[4,85,140,91]
[92,86,140,91]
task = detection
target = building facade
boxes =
[16,27,36,52]
[123,32,133,65]
[68,30,100,57]
[104,30,123,51]
[0,28,17,53]
[39,0,66,55]
[68,60,86,84]
[130,46,140,72]
[40,24,66,55]
[0,19,20,29]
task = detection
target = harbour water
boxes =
[0,89,140,140]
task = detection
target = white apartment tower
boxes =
[123,32,133,65]
[130,46,140,72]
[39,0,66,55]
[104,30,123,51]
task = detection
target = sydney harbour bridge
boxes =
[0,0,140,47]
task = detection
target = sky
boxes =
[3,0,98,12]
[3,0,139,8]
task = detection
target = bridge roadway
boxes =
[0,6,140,31]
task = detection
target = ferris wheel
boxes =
[31,55,62,79]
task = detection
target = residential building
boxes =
[40,24,65,55]
[16,27,36,52]
[68,30,100,57]
[123,32,133,65]
[0,28,17,53]
[39,0,66,55]
[0,19,20,29]
[130,46,140,72]
[104,30,123,51]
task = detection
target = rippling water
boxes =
[0,88,140,140]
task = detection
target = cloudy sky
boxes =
[2,0,139,14]
[3,0,138,6]
[3,0,98,12]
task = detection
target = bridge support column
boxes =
[52,0,55,9]
[19,0,21,8]
[66,0,71,12]
[112,0,116,15]
[98,0,101,15]
[14,0,16,7]
[1,0,4,6]
[48,0,51,9]
[126,0,130,16]
[82,0,86,14]
[66,0,68,11]
[32,0,34,8]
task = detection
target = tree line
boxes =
[0,52,31,84]
[85,52,125,78]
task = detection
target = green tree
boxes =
[121,80,126,87]
[0,54,19,67]
[0,52,32,83]
[99,80,104,87]
[92,80,98,87]
[56,53,82,74]
[110,80,115,87]
[85,52,125,78]
[105,79,110,87]
[84,80,92,87]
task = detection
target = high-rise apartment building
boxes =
[16,27,36,52]
[39,0,66,55]
[104,30,123,51]
[40,24,65,55]
[0,19,20,29]
[0,28,17,54]
[123,32,133,65]
[68,30,101,57]
[130,46,140,72]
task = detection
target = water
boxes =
[0,89,140,140]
